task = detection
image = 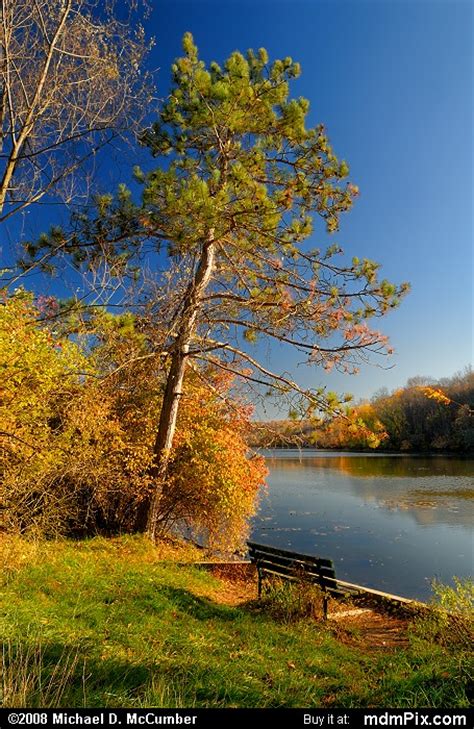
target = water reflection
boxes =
[261,450,474,529]
[251,450,474,600]
[262,450,474,477]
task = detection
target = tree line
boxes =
[252,368,474,453]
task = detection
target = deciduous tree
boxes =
[0,294,264,546]
[0,0,153,223]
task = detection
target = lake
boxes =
[250,450,474,601]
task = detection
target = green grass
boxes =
[0,535,471,708]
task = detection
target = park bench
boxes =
[247,541,341,619]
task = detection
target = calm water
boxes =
[250,450,474,601]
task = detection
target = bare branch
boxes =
[0,0,155,221]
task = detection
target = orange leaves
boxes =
[160,376,267,550]
[0,294,155,536]
[342,322,388,348]
[1,296,265,544]
[419,387,452,406]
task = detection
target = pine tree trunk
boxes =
[146,230,216,540]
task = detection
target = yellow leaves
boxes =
[1,295,264,545]
[243,328,258,343]
[0,294,154,536]
[159,376,267,550]
[420,387,451,406]
[312,402,388,450]
[102,56,120,81]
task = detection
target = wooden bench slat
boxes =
[248,551,335,576]
[247,541,333,568]
[247,541,407,610]
[247,540,344,618]
[253,558,335,581]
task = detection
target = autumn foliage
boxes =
[0,293,265,547]
[161,376,267,549]
[312,403,388,450]
[0,293,152,535]
[370,377,474,452]
[252,374,474,452]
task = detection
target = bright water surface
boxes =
[250,450,474,601]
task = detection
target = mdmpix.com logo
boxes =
[364,713,467,727]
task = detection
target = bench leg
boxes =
[323,591,328,620]
[257,567,262,598]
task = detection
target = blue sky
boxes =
[3,0,472,415]
[146,0,472,412]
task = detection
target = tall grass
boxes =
[1,641,83,707]
[410,578,473,650]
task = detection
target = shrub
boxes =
[0,294,265,547]
[412,578,473,649]
[0,293,154,536]
[256,576,326,623]
[159,374,267,550]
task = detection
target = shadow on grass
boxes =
[1,638,269,708]
[1,640,172,708]
[159,586,239,622]
[1,586,245,707]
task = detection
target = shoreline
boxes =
[255,446,474,457]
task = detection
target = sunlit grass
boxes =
[0,536,470,708]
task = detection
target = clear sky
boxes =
[145,0,472,414]
[3,0,473,415]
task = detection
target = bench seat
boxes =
[247,541,344,618]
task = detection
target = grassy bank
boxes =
[0,536,471,708]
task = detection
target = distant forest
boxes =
[252,368,474,453]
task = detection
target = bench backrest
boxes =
[247,541,336,588]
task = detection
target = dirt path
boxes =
[328,605,410,651]
[200,566,411,652]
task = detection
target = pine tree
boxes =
[25,34,409,539]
